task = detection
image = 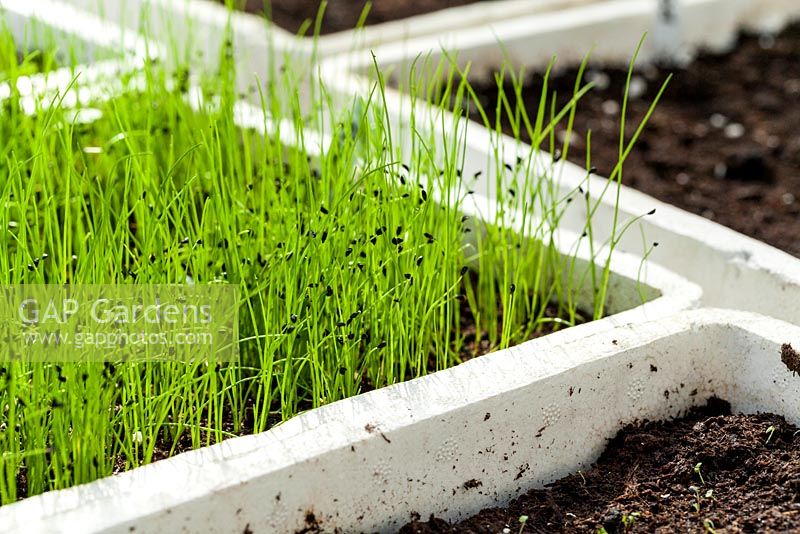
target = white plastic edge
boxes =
[60,0,611,57]
[331,0,800,77]
[63,0,800,60]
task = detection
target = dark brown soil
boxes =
[457,299,565,360]
[400,398,800,533]
[457,273,577,361]
[782,343,800,375]
[221,0,477,35]
[472,22,800,256]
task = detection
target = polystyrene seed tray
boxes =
[0,308,797,533]
[2,1,798,532]
[0,37,705,531]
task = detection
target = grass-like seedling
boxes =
[0,17,664,504]
[0,29,59,79]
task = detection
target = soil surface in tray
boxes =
[223,0,478,35]
[473,22,800,257]
[400,398,800,533]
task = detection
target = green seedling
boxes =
[765,425,776,444]
[622,511,641,531]
[694,462,705,485]
[690,462,715,514]
[518,514,529,534]
[690,485,714,513]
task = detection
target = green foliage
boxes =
[0,20,663,504]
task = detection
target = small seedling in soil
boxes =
[690,462,715,514]
[621,511,640,532]
[693,462,706,485]
[765,424,776,444]
[690,485,714,514]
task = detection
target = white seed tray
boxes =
[2,1,800,532]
